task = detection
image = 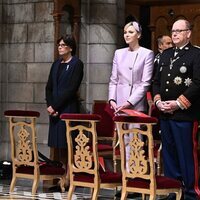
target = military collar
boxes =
[174,43,191,51]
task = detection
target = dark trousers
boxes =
[160,119,196,195]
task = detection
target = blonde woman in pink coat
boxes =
[108,21,154,169]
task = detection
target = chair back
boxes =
[93,100,115,138]
[114,115,158,194]
[60,114,101,180]
[4,110,40,169]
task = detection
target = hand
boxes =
[157,101,170,112]
[115,101,131,114]
[157,100,178,114]
[163,100,179,113]
[52,112,59,117]
[110,101,117,112]
[47,106,58,116]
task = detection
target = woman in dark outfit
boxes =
[45,34,84,187]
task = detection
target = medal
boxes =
[174,76,182,85]
[180,66,187,73]
[184,78,192,87]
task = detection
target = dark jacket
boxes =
[45,56,84,148]
[153,43,200,121]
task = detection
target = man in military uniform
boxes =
[153,19,200,199]
[150,35,173,94]
[154,34,173,65]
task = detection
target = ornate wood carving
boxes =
[74,129,93,170]
[17,126,32,163]
[53,0,81,58]
[129,133,148,175]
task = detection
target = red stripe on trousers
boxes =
[192,120,200,198]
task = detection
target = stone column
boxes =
[79,0,125,111]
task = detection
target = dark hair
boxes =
[125,15,137,25]
[157,35,165,46]
[57,34,77,55]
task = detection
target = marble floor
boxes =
[0,178,128,200]
[0,179,170,200]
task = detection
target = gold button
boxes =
[166,81,169,84]
[168,74,171,76]
[166,89,169,92]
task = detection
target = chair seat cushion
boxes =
[115,147,120,156]
[97,144,113,151]
[127,176,182,189]
[74,171,122,183]
[16,164,65,175]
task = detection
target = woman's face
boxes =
[124,25,140,45]
[57,39,72,57]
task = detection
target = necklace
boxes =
[169,56,180,70]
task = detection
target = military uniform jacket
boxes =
[153,43,200,121]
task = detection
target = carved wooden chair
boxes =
[114,114,182,200]
[4,110,66,195]
[92,100,120,172]
[60,113,122,200]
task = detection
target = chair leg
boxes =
[68,185,75,200]
[65,170,70,187]
[142,193,145,200]
[149,195,156,200]
[120,189,128,200]
[32,178,39,195]
[59,176,66,192]
[92,187,99,200]
[176,190,182,200]
[10,176,17,193]
[113,154,117,173]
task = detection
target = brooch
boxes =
[180,66,187,73]
[174,77,182,85]
[184,78,192,87]
[66,65,70,70]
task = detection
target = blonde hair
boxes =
[124,21,142,33]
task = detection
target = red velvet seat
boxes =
[114,114,182,200]
[60,113,122,200]
[92,100,120,172]
[16,164,65,175]
[4,110,66,195]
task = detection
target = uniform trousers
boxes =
[160,119,196,196]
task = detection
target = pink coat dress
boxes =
[109,46,154,112]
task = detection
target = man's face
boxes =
[159,36,173,52]
[171,20,191,47]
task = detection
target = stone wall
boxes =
[0,0,55,160]
[0,0,124,160]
